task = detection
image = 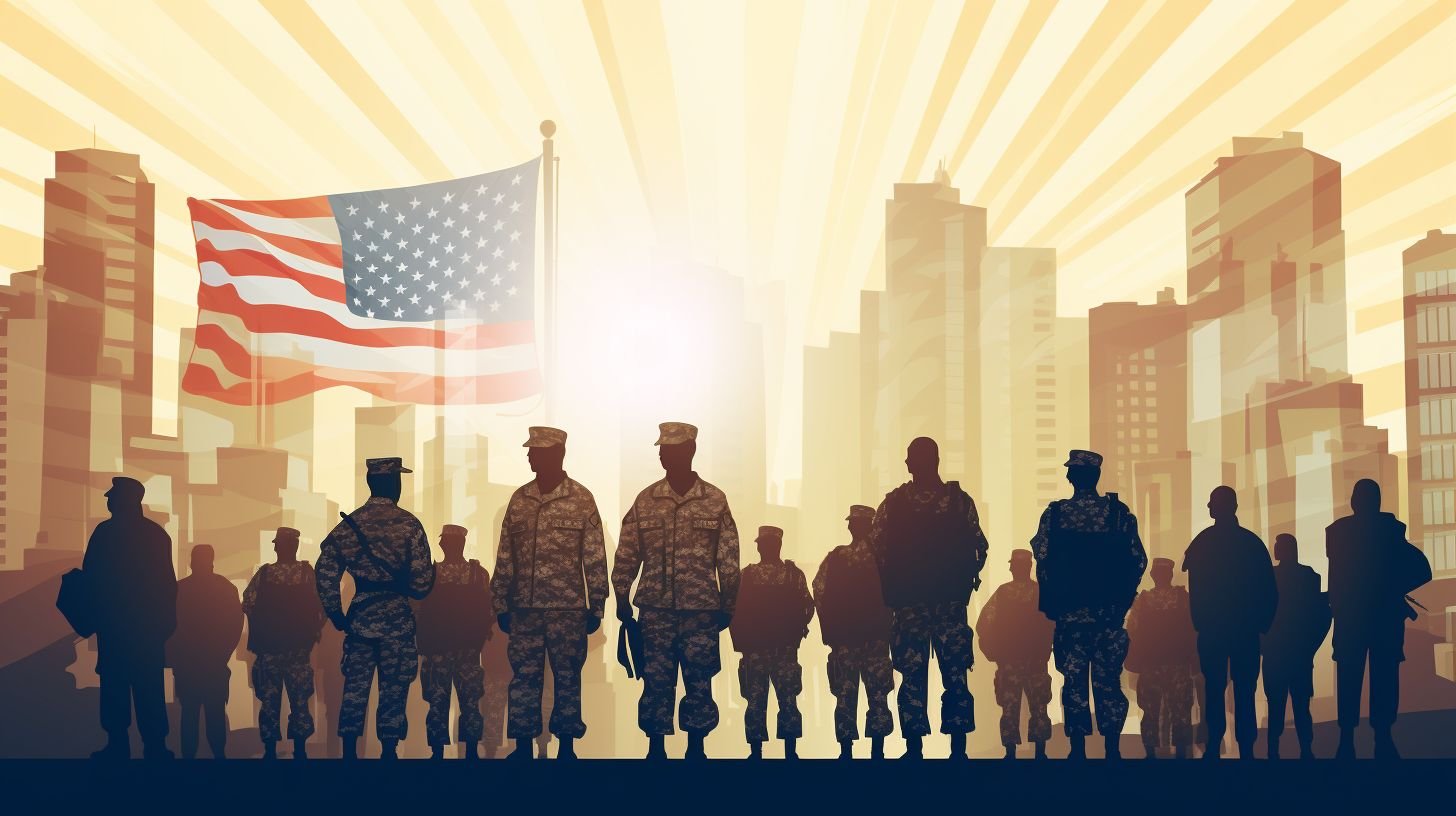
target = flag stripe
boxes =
[191,222,343,282]
[191,201,342,264]
[196,245,346,302]
[203,199,340,244]
[200,196,335,219]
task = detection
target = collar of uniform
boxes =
[365,496,398,506]
[1070,488,1100,500]
[526,474,574,503]
[651,475,704,503]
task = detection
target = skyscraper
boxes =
[0,269,47,569]
[1404,229,1456,581]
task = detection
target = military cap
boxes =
[654,422,698,446]
[441,524,468,538]
[104,476,145,499]
[756,525,784,541]
[272,526,301,543]
[1009,549,1034,564]
[1151,557,1175,570]
[846,505,875,522]
[1064,449,1103,468]
[365,456,412,475]
[523,426,567,447]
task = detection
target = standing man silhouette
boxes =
[1262,533,1330,760]
[317,457,436,759]
[1182,486,1276,759]
[169,544,243,759]
[614,422,741,760]
[416,524,491,759]
[870,437,988,760]
[1326,479,1432,759]
[1126,558,1197,759]
[493,427,608,760]
[977,549,1055,759]
[83,476,178,760]
[243,527,324,760]
[731,525,814,759]
[1032,450,1146,760]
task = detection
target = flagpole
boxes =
[541,119,557,421]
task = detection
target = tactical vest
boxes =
[248,564,322,654]
[1037,494,1136,619]
[878,482,981,607]
[416,561,490,655]
[818,552,892,647]
[730,562,808,653]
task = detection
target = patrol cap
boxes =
[654,422,698,446]
[441,524,468,538]
[1009,549,1034,564]
[846,505,875,522]
[756,525,784,541]
[104,476,145,500]
[272,526,301,544]
[365,457,413,475]
[523,426,567,448]
[1064,449,1103,468]
[1151,557,1175,570]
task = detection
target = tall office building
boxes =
[0,270,47,569]
[1404,229,1456,581]
[801,331,863,558]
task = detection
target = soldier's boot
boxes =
[1103,735,1121,760]
[1335,729,1356,760]
[645,735,667,760]
[557,737,578,760]
[143,741,175,760]
[380,739,399,760]
[430,745,445,760]
[1236,740,1255,760]
[507,739,534,760]
[784,738,798,760]
[747,741,763,760]
[1143,739,1158,759]
[900,736,923,760]
[90,735,130,761]
[341,737,358,760]
[1266,735,1280,761]
[684,731,708,760]
[838,740,853,760]
[1373,728,1399,760]
[870,737,885,759]
[261,741,278,760]
[292,738,308,760]
[1066,735,1086,760]
[1003,745,1016,760]
[1174,744,1190,760]
[1033,741,1048,760]
[949,733,968,759]
[463,743,480,760]
[1297,740,1314,761]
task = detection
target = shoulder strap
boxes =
[1107,493,1123,530]
[340,512,406,583]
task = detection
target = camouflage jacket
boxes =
[976,578,1053,664]
[317,497,436,639]
[730,560,814,652]
[869,480,990,607]
[491,476,609,618]
[1126,585,1197,671]
[1030,489,1146,624]
[613,476,740,613]
[812,540,892,646]
[243,561,323,654]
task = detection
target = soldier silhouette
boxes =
[81,476,178,760]
[614,422,741,760]
[731,525,814,759]
[1182,486,1276,759]
[1032,450,1146,760]
[317,457,436,759]
[480,613,508,758]
[1262,533,1331,760]
[417,524,491,759]
[493,427,609,760]
[812,505,894,760]
[168,544,243,759]
[243,527,324,759]
[870,437,988,759]
[977,549,1054,759]
[1126,558,1197,759]
[1326,479,1432,759]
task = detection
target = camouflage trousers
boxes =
[638,609,722,736]
[421,649,485,746]
[994,662,1053,747]
[738,647,803,741]
[482,672,508,753]
[251,648,316,742]
[1053,622,1129,737]
[1136,665,1194,750]
[890,604,975,737]
[507,610,587,739]
[339,633,417,739]
[827,641,894,742]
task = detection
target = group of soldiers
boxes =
[67,424,1432,761]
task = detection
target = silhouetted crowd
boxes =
[58,425,1433,761]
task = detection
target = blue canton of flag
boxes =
[329,156,540,322]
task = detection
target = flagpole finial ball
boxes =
[540,120,556,139]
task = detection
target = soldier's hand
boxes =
[328,612,349,633]
[584,612,602,635]
[497,613,512,635]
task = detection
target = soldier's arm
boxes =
[489,509,515,617]
[155,526,179,640]
[717,507,741,616]
[241,567,263,615]
[610,505,643,616]
[405,522,436,600]
[965,493,990,566]
[316,526,345,621]
[868,497,892,568]
[795,567,815,626]
[1030,507,1053,561]
[1126,510,1148,580]
[811,557,830,605]
[582,502,609,619]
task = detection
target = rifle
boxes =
[616,616,644,680]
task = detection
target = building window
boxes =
[1146,396,1158,408]
[1418,304,1456,343]
[1426,530,1456,573]
[1422,442,1456,481]
[1147,443,1159,455]
[1146,380,1157,392]
[1423,488,1456,526]
[1420,396,1456,435]
[1144,348,1155,360]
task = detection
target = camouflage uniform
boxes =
[732,559,814,742]
[614,477,740,736]
[317,493,436,741]
[419,559,489,747]
[976,575,1054,747]
[492,476,608,740]
[870,481,988,738]
[813,539,894,742]
[1031,487,1146,738]
[243,560,322,742]
[1127,584,1196,751]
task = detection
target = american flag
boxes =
[183,157,542,405]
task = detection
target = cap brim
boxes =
[398,466,413,473]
